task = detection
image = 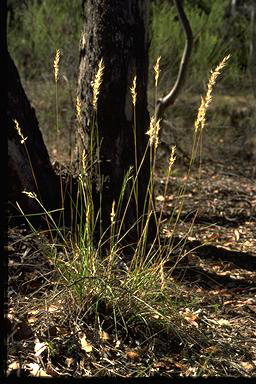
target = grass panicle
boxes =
[168,145,176,172]
[76,96,81,122]
[153,56,161,88]
[146,116,161,148]
[14,119,28,144]
[154,56,161,108]
[13,119,42,204]
[53,49,60,83]
[194,54,230,133]
[130,75,137,106]
[92,58,104,110]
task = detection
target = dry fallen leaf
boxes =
[203,346,218,354]
[66,357,74,368]
[126,350,139,360]
[27,316,37,325]
[99,330,110,341]
[47,304,60,313]
[240,361,255,372]
[80,334,93,353]
[8,362,20,371]
[34,339,48,357]
[28,363,51,377]
[217,319,231,327]
[45,364,60,377]
[207,233,220,241]
[179,308,199,328]
[234,229,240,241]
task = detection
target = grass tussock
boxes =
[9,54,233,377]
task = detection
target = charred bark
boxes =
[78,0,153,241]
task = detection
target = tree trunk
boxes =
[7,51,60,224]
[249,0,256,96]
[78,0,153,241]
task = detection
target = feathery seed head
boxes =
[154,56,161,87]
[169,145,176,171]
[54,49,61,83]
[22,191,37,199]
[110,200,115,224]
[82,149,87,172]
[92,58,104,110]
[146,116,161,148]
[14,119,27,144]
[130,75,137,106]
[194,54,230,133]
[194,97,206,133]
[76,96,81,121]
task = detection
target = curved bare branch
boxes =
[156,0,193,120]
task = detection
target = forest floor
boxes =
[6,159,256,378]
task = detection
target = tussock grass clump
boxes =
[13,54,230,375]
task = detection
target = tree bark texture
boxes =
[249,0,256,96]
[7,51,60,222]
[78,0,152,238]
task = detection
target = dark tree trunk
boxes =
[78,0,153,240]
[249,0,256,96]
[7,51,60,223]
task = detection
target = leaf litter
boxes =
[6,161,256,377]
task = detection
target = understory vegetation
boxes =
[7,0,256,378]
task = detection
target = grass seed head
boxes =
[110,200,115,224]
[14,119,27,144]
[22,191,37,199]
[154,56,161,87]
[82,149,87,172]
[92,58,104,110]
[194,54,230,133]
[146,116,161,148]
[169,145,176,171]
[76,96,81,121]
[54,49,61,83]
[130,75,137,107]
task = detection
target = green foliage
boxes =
[150,0,250,92]
[7,0,83,80]
[8,0,251,91]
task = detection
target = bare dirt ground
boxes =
[6,159,256,378]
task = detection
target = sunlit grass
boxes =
[15,54,230,349]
